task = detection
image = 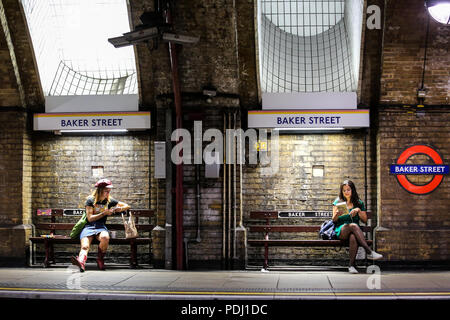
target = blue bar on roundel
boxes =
[390,165,449,175]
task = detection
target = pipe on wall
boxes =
[164,2,184,270]
[183,164,202,270]
[227,111,232,269]
[233,111,237,260]
[239,110,244,229]
[165,107,173,269]
[222,112,227,269]
[221,109,241,269]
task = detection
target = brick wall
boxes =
[376,108,450,262]
[32,134,151,209]
[380,0,450,105]
[0,25,21,107]
[129,0,240,107]
[358,0,384,106]
[0,110,32,265]
[244,131,376,266]
[175,108,238,269]
[0,0,44,109]
[0,111,27,224]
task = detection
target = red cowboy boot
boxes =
[71,254,87,272]
[96,248,106,270]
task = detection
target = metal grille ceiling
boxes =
[259,0,357,93]
[22,0,137,96]
[49,61,137,96]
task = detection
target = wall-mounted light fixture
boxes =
[55,129,128,135]
[92,166,104,178]
[312,165,325,178]
[202,86,217,104]
[273,128,346,134]
[60,129,128,133]
[425,0,450,25]
[108,11,199,49]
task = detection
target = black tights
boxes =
[339,223,372,267]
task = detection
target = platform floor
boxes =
[0,266,450,300]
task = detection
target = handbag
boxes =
[70,212,88,239]
[318,219,337,240]
[121,212,138,239]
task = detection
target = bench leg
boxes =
[264,244,269,270]
[149,241,152,266]
[49,243,55,264]
[44,240,50,268]
[130,241,138,268]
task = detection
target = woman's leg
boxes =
[97,231,110,253]
[339,224,372,268]
[79,236,93,259]
[348,233,358,267]
[347,223,372,253]
[338,224,352,240]
[96,231,110,270]
[72,236,93,272]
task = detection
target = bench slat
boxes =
[249,225,373,233]
[36,209,154,217]
[129,209,154,217]
[30,237,151,244]
[250,211,373,219]
[248,239,373,247]
[249,211,278,219]
[35,223,154,231]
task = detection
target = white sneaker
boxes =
[367,251,383,260]
[348,266,359,274]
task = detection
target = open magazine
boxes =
[335,202,349,215]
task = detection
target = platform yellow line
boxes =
[1,287,450,297]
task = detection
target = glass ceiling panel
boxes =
[22,0,137,96]
[258,0,361,93]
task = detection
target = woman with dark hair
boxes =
[71,179,130,272]
[332,180,382,274]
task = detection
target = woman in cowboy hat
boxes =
[71,179,130,271]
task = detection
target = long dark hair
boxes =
[338,180,361,208]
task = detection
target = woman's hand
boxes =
[110,206,123,213]
[349,208,360,217]
[332,206,341,222]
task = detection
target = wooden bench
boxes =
[29,208,155,268]
[247,211,374,270]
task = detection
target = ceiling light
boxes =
[425,0,450,25]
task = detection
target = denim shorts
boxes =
[79,222,109,239]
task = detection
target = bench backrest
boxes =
[248,210,374,234]
[35,208,155,234]
[249,211,373,220]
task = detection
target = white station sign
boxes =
[33,111,151,131]
[248,109,369,129]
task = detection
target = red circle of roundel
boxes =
[396,145,444,195]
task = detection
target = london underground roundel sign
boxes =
[390,145,449,195]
